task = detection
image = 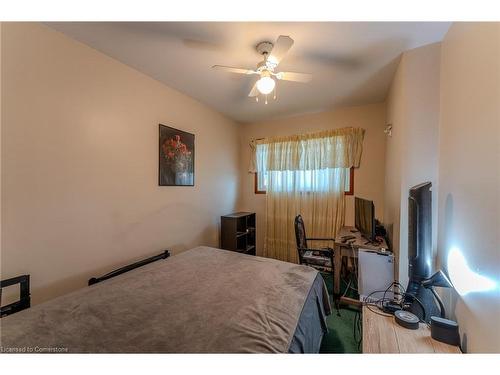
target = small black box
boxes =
[430,316,460,346]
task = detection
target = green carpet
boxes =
[319,273,361,353]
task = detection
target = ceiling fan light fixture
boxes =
[212,35,311,102]
[256,76,275,95]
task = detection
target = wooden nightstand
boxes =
[362,306,461,353]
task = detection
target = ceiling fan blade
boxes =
[268,35,294,65]
[248,82,259,97]
[212,65,256,75]
[276,71,312,83]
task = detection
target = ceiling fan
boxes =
[212,35,312,104]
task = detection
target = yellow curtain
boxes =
[253,127,365,263]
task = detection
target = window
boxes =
[255,167,354,194]
[253,137,356,195]
[255,170,268,194]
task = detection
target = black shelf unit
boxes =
[221,212,256,256]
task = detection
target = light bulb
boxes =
[256,76,275,95]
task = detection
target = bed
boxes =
[0,246,331,353]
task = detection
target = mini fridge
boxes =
[358,249,395,302]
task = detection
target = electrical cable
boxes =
[357,309,362,350]
[352,280,434,350]
[346,265,428,350]
[342,278,352,298]
[353,308,363,351]
[360,281,429,324]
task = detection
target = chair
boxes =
[294,215,335,294]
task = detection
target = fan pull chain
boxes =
[273,87,277,100]
[256,96,259,102]
[265,94,268,105]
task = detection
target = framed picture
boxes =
[159,124,195,186]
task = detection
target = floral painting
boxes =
[159,124,194,186]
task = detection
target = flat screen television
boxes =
[355,197,375,241]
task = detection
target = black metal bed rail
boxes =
[1,275,31,318]
[88,250,171,286]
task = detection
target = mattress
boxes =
[0,246,331,353]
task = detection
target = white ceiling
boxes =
[47,22,451,123]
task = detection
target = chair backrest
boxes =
[294,215,308,264]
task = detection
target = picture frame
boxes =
[158,124,195,186]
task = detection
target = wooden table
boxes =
[362,306,461,353]
[334,226,389,307]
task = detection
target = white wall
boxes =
[1,23,240,305]
[239,103,387,254]
[437,22,500,353]
[384,43,441,283]
[385,23,500,352]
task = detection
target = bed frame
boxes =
[0,275,31,318]
[88,250,170,286]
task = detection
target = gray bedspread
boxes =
[0,246,331,353]
[288,273,331,353]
